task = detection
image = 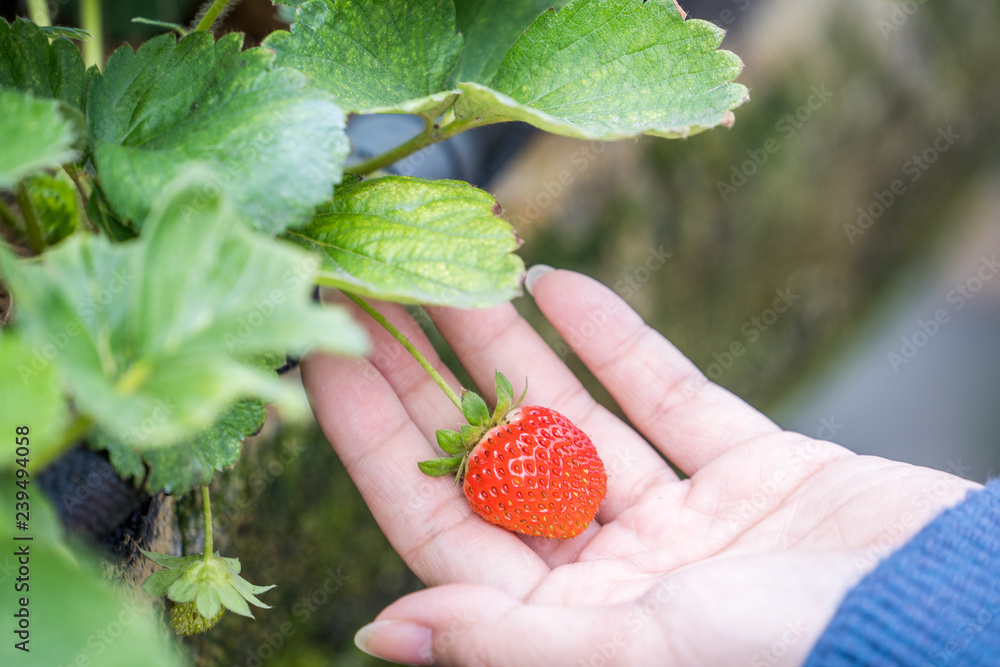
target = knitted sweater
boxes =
[805,480,1000,666]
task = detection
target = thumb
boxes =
[354,584,641,666]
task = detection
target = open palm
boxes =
[302,268,979,666]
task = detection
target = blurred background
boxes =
[5,0,998,664]
[500,0,1000,484]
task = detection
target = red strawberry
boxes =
[419,372,607,539]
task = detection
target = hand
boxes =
[302,268,980,667]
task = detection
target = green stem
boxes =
[346,115,491,177]
[345,129,439,177]
[201,485,214,557]
[63,165,98,233]
[195,0,234,32]
[80,0,104,70]
[344,292,463,412]
[63,164,91,204]
[131,18,188,37]
[27,0,51,26]
[14,183,45,254]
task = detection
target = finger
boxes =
[426,299,676,523]
[330,296,616,560]
[529,268,781,475]
[302,350,550,595]
[355,585,659,667]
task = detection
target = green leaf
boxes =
[0,487,184,667]
[141,550,199,569]
[86,185,136,242]
[435,429,465,455]
[417,456,463,476]
[460,423,480,445]
[0,330,68,470]
[167,575,199,603]
[217,583,252,617]
[0,168,368,449]
[0,90,78,189]
[268,0,746,140]
[495,371,514,402]
[228,573,276,602]
[39,25,92,41]
[288,176,524,308]
[94,399,266,494]
[141,566,186,596]
[88,31,349,233]
[493,370,514,417]
[22,172,80,245]
[196,585,223,620]
[0,18,86,111]
[266,0,463,117]
[219,554,242,574]
[461,390,490,426]
[452,0,570,83]
[454,0,749,139]
[144,399,265,493]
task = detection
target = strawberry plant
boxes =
[0,0,746,662]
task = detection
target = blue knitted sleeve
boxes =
[805,479,1000,666]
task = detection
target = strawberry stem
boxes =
[345,292,463,412]
[194,0,234,32]
[345,114,491,177]
[201,484,213,559]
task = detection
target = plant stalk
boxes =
[27,0,51,26]
[80,0,104,70]
[201,485,214,557]
[14,183,45,253]
[195,0,235,32]
[346,114,491,176]
[345,130,439,177]
[344,292,463,412]
[63,164,91,203]
[131,18,188,37]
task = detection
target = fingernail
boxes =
[355,620,434,665]
[524,264,555,296]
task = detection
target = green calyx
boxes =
[417,371,525,480]
[141,549,275,634]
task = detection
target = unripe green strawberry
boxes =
[142,548,274,637]
[170,599,225,636]
[420,372,607,539]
